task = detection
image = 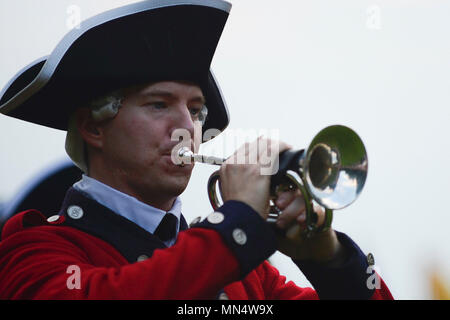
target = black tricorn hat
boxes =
[0,0,231,133]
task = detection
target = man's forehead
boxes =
[129,81,205,99]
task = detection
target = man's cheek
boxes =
[193,125,203,152]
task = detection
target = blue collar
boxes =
[73,175,182,247]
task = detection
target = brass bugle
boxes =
[176,125,368,237]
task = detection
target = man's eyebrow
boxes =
[190,95,206,104]
[142,90,206,104]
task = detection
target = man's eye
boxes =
[190,108,201,116]
[144,102,167,110]
[190,105,208,124]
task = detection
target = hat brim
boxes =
[0,0,231,134]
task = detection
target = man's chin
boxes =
[163,175,191,195]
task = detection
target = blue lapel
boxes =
[58,187,188,263]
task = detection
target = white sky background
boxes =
[1,0,449,299]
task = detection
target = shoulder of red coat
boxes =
[1,210,65,241]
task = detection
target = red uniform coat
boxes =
[0,188,393,300]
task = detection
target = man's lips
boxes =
[161,152,194,168]
[161,143,196,166]
[162,141,195,154]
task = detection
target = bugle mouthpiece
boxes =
[176,147,225,166]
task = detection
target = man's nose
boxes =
[169,105,195,139]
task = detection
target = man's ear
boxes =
[76,108,104,149]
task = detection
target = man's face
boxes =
[99,81,205,202]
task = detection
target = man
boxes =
[0,0,392,299]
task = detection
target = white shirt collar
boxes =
[73,174,182,247]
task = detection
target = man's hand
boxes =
[219,137,347,265]
[274,189,347,264]
[218,137,291,219]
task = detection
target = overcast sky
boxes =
[1,0,449,299]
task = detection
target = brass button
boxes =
[137,254,149,262]
[207,212,224,224]
[47,215,60,223]
[67,205,84,219]
[232,228,247,245]
[218,292,229,300]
